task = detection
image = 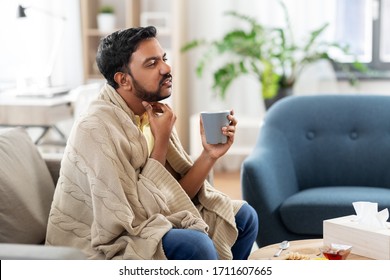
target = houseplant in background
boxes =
[182,0,367,109]
[97,5,116,33]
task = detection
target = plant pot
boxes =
[97,13,116,33]
[264,87,293,110]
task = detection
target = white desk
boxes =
[0,90,73,144]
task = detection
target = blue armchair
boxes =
[241,95,390,247]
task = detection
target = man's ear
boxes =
[114,72,131,89]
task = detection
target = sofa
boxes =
[0,127,85,259]
[241,95,390,248]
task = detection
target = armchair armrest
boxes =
[241,127,298,246]
[0,243,86,260]
[242,127,298,207]
[242,148,297,211]
[42,152,63,185]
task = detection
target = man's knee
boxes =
[236,203,259,234]
[162,229,218,260]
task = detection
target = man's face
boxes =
[128,38,172,102]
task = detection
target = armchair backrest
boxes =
[260,95,390,190]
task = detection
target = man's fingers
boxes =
[151,103,164,113]
[142,101,153,111]
[143,101,163,117]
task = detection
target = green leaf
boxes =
[303,23,329,53]
[212,62,250,98]
[181,39,206,52]
[352,61,369,73]
[261,60,280,99]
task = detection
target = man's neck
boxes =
[116,88,145,116]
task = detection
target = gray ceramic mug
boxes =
[201,110,230,144]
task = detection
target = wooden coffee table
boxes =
[249,239,372,260]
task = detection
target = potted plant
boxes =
[97,5,116,33]
[182,0,367,109]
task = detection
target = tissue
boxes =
[352,201,389,229]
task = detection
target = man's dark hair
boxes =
[96,26,157,89]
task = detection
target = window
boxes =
[334,0,390,73]
[260,0,389,76]
[380,0,390,63]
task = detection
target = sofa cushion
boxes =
[0,127,55,243]
[280,186,390,235]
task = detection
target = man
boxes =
[45,26,258,260]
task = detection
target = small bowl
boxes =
[320,244,352,260]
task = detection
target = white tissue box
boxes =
[323,215,390,259]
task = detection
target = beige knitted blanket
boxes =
[45,84,243,259]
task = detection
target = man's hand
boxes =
[200,109,237,160]
[178,109,237,199]
[142,101,176,165]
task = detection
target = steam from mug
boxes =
[201,110,230,144]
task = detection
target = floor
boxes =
[213,170,242,200]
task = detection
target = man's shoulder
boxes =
[83,99,133,122]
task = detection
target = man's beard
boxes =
[131,74,172,102]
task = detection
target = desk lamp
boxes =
[17,5,67,92]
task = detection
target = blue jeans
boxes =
[162,203,258,260]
